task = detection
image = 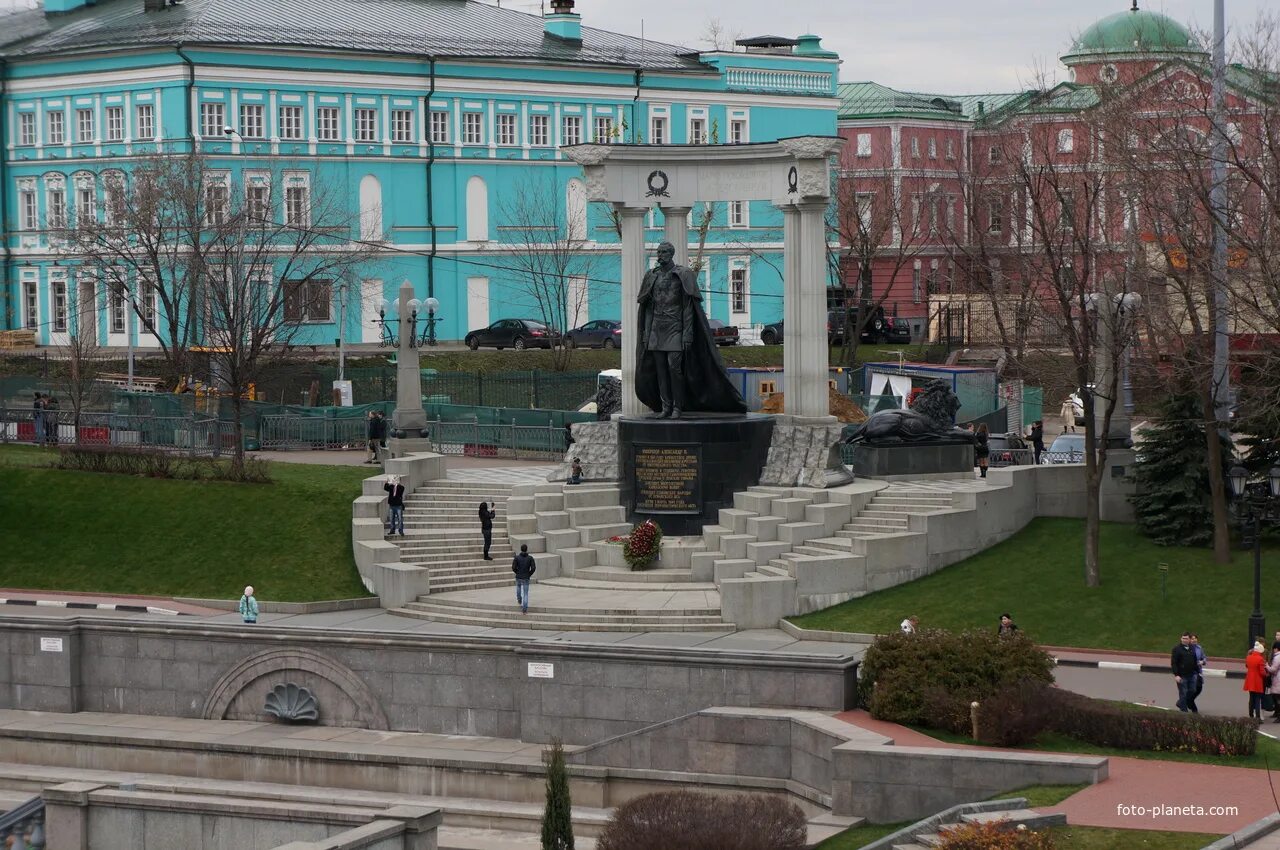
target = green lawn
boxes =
[821,823,1216,850]
[791,517,1280,656]
[911,721,1280,771]
[0,445,372,602]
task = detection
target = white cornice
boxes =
[6,61,837,110]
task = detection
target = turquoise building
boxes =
[0,0,839,349]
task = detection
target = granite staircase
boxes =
[393,482,516,593]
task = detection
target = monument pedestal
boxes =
[852,441,974,481]
[758,416,854,488]
[619,414,774,536]
[386,434,433,461]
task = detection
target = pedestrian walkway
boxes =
[835,709,1274,834]
[0,589,222,616]
[446,464,556,485]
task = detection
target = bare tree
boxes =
[59,152,376,474]
[944,85,1140,587]
[497,171,602,371]
[55,292,107,444]
[700,18,742,52]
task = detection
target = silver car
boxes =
[1043,433,1085,464]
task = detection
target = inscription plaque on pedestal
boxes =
[632,444,701,514]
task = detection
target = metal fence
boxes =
[259,413,368,451]
[0,406,236,456]
[427,419,569,461]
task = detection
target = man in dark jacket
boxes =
[512,544,536,614]
[1171,632,1200,713]
[479,501,497,560]
[383,475,406,536]
[1028,421,1045,465]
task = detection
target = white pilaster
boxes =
[794,201,829,419]
[617,205,648,417]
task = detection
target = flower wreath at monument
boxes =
[622,519,663,571]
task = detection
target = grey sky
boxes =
[0,0,1270,94]
[581,0,1271,94]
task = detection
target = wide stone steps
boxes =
[573,565,698,584]
[393,601,734,632]
[411,597,723,618]
[406,553,512,567]
[543,577,718,592]
[426,562,513,578]
[429,578,514,593]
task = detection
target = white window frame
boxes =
[354,107,378,142]
[729,200,748,229]
[391,109,414,143]
[204,172,230,226]
[245,171,272,223]
[430,110,450,143]
[987,198,1003,235]
[316,106,341,141]
[102,171,125,227]
[561,114,582,147]
[19,112,36,146]
[729,118,748,145]
[109,282,127,335]
[238,103,264,139]
[945,138,956,160]
[135,104,154,140]
[729,262,749,317]
[593,115,614,144]
[1057,128,1074,153]
[648,106,668,145]
[23,279,40,330]
[529,114,550,147]
[105,106,124,142]
[74,173,95,230]
[51,275,69,333]
[463,112,484,145]
[910,136,920,158]
[688,116,706,145]
[855,193,874,231]
[284,278,332,323]
[928,137,937,159]
[200,102,224,139]
[912,261,923,304]
[48,111,65,146]
[19,185,38,231]
[278,105,303,140]
[856,133,872,157]
[46,180,67,231]
[76,108,94,143]
[284,171,311,227]
[496,113,517,146]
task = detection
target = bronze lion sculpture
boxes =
[845,379,977,444]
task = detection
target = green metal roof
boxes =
[1062,7,1205,64]
[838,82,1026,123]
[2,0,707,70]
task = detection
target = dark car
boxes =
[464,318,560,351]
[987,433,1033,467]
[761,321,784,346]
[708,319,739,346]
[1044,433,1086,464]
[565,319,622,349]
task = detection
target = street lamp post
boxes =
[1228,464,1280,651]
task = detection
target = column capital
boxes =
[658,203,692,213]
[613,203,650,217]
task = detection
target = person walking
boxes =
[384,475,406,537]
[479,500,497,560]
[43,395,59,444]
[1171,632,1200,713]
[239,586,259,624]
[1028,420,1045,465]
[975,423,990,478]
[1267,641,1280,722]
[32,392,45,446]
[997,613,1020,636]
[1190,633,1207,705]
[1246,640,1269,720]
[512,544,536,614]
[365,410,382,463]
[1058,397,1077,433]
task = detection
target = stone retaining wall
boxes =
[0,617,857,745]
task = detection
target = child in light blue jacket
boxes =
[239,586,259,624]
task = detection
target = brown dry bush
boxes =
[935,820,1055,849]
[595,790,806,850]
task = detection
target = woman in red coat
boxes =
[1245,640,1269,720]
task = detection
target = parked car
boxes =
[827,310,913,345]
[708,319,739,346]
[1043,433,1086,464]
[987,433,1033,467]
[565,319,622,349]
[761,321,784,346]
[464,318,561,351]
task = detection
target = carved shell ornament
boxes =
[264,683,320,722]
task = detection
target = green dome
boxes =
[1063,8,1205,64]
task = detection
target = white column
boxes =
[617,205,649,417]
[661,205,691,266]
[779,203,802,415]
[794,201,830,419]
